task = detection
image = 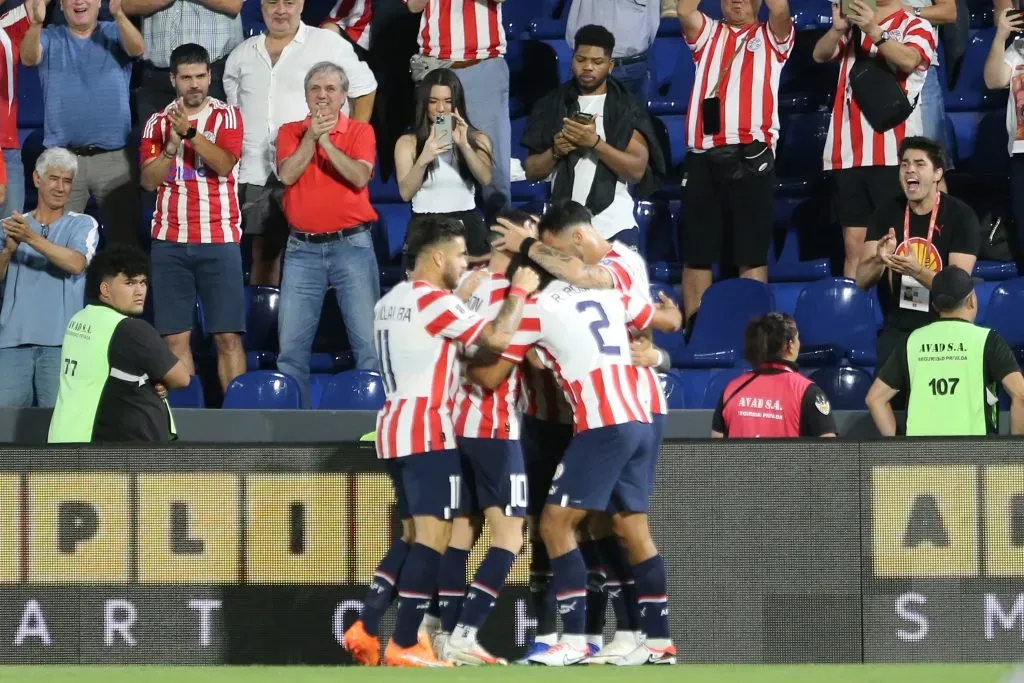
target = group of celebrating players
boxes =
[342,199,682,668]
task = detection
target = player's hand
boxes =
[456,268,488,300]
[153,382,168,400]
[888,253,924,278]
[553,131,576,158]
[418,125,452,165]
[877,228,897,265]
[525,347,547,370]
[830,2,850,32]
[2,213,36,246]
[630,338,661,368]
[655,290,679,312]
[511,265,541,294]
[846,0,877,32]
[561,117,599,150]
[168,100,192,138]
[491,217,533,253]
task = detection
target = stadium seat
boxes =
[659,371,685,409]
[984,278,1024,348]
[945,28,1001,112]
[776,111,830,180]
[320,369,386,410]
[535,38,573,83]
[635,199,677,265]
[973,260,1019,281]
[649,45,696,114]
[679,279,774,367]
[975,279,1000,324]
[655,113,688,167]
[243,285,280,370]
[16,67,43,128]
[309,373,334,409]
[529,17,567,39]
[767,229,831,282]
[503,0,545,37]
[368,173,403,203]
[794,278,878,366]
[375,203,413,284]
[700,366,749,409]
[167,376,205,409]
[648,38,685,99]
[223,371,301,409]
[811,366,873,411]
[769,282,805,317]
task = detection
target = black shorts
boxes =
[679,147,775,267]
[833,166,901,228]
[520,416,573,515]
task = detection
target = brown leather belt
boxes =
[450,58,486,69]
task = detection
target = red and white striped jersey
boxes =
[685,15,794,151]
[502,281,652,433]
[374,280,487,459]
[0,6,30,151]
[140,98,243,244]
[600,243,665,416]
[325,0,373,50]
[822,11,935,170]
[453,272,524,440]
[406,0,506,61]
[521,362,573,424]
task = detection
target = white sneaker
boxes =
[587,631,642,665]
[527,641,589,666]
[431,632,451,661]
[614,642,677,666]
[446,638,508,666]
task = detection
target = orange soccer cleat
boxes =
[384,639,454,667]
[342,620,381,666]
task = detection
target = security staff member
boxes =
[866,266,1024,436]
[48,245,190,443]
[712,313,837,438]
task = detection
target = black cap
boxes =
[931,265,975,312]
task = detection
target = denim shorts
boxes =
[151,240,246,336]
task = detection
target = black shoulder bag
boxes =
[848,28,916,133]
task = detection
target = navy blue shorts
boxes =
[548,421,654,513]
[384,449,461,520]
[151,241,246,336]
[521,416,573,515]
[456,437,527,517]
[608,413,665,513]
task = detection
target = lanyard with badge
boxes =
[897,193,941,312]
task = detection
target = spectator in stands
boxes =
[406,0,510,218]
[321,0,373,51]
[565,0,662,100]
[395,68,493,259]
[676,0,793,331]
[855,137,979,372]
[711,313,838,438]
[983,8,1024,252]
[123,0,244,124]
[905,0,955,178]
[866,265,1024,436]
[21,0,144,247]
[224,0,377,286]
[275,62,379,408]
[0,3,32,219]
[521,25,664,250]
[0,148,99,408]
[140,44,246,394]
[813,0,936,280]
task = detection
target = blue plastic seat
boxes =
[376,203,413,284]
[243,285,280,370]
[975,279,1000,324]
[635,199,676,264]
[811,366,873,411]
[530,17,567,39]
[16,67,43,128]
[769,282,805,317]
[767,230,831,282]
[659,371,685,409]
[320,370,386,410]
[679,279,774,367]
[649,44,695,114]
[654,113,687,167]
[167,376,205,409]
[309,373,334,409]
[536,38,573,83]
[700,366,750,409]
[794,278,878,367]
[223,371,301,409]
[973,260,1019,281]
[776,111,830,180]
[648,38,685,99]
[984,278,1024,348]
[945,28,1001,112]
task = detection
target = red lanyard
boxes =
[904,192,942,248]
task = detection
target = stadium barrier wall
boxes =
[0,439,1020,664]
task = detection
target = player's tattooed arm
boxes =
[467,357,517,390]
[526,243,615,289]
[476,267,541,352]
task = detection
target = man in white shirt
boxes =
[224,0,377,285]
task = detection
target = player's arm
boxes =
[492,220,614,288]
[650,291,683,332]
[475,268,541,353]
[466,357,518,391]
[631,335,672,373]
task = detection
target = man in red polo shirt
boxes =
[276,61,380,408]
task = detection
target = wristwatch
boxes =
[183,126,198,141]
[912,6,922,16]
[874,30,890,45]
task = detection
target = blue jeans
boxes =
[277,228,381,408]
[457,57,511,218]
[0,149,25,219]
[919,66,954,169]
[0,346,61,407]
[616,56,649,102]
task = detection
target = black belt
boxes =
[617,51,648,66]
[290,223,370,243]
[67,145,122,157]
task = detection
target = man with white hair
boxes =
[275,61,379,408]
[0,147,100,407]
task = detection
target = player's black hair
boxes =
[743,312,798,366]
[403,214,467,268]
[573,24,615,57]
[86,244,150,300]
[899,135,946,173]
[170,43,211,75]
[537,199,593,237]
[489,207,537,245]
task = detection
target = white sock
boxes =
[561,634,587,650]
[450,625,478,646]
[536,633,558,646]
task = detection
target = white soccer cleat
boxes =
[431,632,451,661]
[527,641,589,666]
[445,638,508,666]
[586,631,642,665]
[614,641,677,666]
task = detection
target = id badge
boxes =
[899,276,930,312]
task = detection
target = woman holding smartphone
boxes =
[395,69,494,259]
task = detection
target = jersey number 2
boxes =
[577,300,620,356]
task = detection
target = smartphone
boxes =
[572,112,595,124]
[840,0,876,19]
[435,113,453,146]
[1010,9,1024,28]
[701,97,722,135]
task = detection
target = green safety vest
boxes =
[48,304,176,443]
[905,319,996,436]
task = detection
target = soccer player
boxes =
[494,200,680,664]
[342,216,539,668]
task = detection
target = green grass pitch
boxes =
[0,665,1016,683]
